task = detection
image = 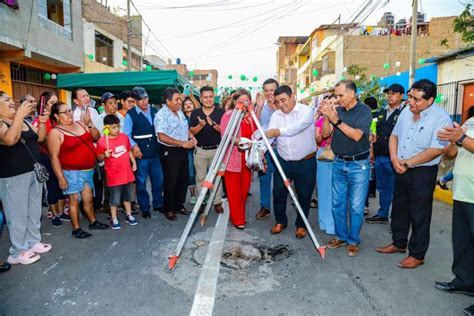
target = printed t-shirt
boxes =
[97,133,135,186]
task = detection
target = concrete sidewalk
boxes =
[0,178,471,315]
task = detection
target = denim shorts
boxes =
[63,169,95,197]
[108,182,135,206]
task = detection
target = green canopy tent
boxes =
[57,70,197,104]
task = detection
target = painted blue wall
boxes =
[379,64,438,91]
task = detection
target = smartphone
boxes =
[39,96,45,116]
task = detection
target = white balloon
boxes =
[51,74,57,80]
[355,75,361,80]
[396,72,401,76]
[142,64,147,69]
[102,57,107,62]
[395,61,401,67]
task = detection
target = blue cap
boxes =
[101,92,116,103]
[131,86,149,100]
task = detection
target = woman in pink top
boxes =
[315,94,337,235]
[220,89,256,229]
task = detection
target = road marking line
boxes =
[190,201,229,316]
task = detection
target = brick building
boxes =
[82,0,142,72]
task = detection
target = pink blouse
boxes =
[316,116,331,148]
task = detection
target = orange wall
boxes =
[0,61,13,96]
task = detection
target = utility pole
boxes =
[408,0,418,87]
[126,0,132,71]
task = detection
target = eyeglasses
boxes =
[58,109,73,115]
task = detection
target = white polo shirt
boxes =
[268,103,316,161]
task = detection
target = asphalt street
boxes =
[0,175,472,315]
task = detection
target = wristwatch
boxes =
[401,162,410,169]
[331,118,342,127]
[455,134,467,147]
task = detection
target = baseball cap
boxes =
[131,86,149,100]
[383,83,405,94]
[101,92,116,103]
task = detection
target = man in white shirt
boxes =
[72,88,100,125]
[265,85,316,239]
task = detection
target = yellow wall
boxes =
[0,61,12,96]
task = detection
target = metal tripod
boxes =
[168,100,326,270]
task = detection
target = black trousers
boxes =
[273,155,316,228]
[159,146,189,213]
[391,165,437,259]
[451,200,474,290]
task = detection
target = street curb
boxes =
[433,186,453,205]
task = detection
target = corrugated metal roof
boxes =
[426,46,474,63]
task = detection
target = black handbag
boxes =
[20,138,50,183]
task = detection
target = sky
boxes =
[106,0,465,87]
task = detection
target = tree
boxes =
[453,2,474,45]
[346,64,385,108]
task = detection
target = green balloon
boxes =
[240,75,246,81]
[146,65,152,71]
[122,60,128,66]
[97,106,105,114]
[252,76,258,82]
[310,87,315,93]
[418,58,425,64]
[88,54,94,60]
[189,70,194,77]
[383,63,390,69]
[312,69,319,76]
[43,73,51,80]
[435,93,444,103]
[340,76,347,81]
[228,75,233,80]
[300,88,305,94]
[214,88,219,93]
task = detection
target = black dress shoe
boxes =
[165,211,177,221]
[0,261,11,273]
[153,207,163,212]
[434,281,474,296]
[177,206,191,215]
[142,211,151,219]
[366,215,389,224]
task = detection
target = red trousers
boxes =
[224,166,252,226]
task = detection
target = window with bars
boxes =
[10,63,56,87]
[95,31,114,67]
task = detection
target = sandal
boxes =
[0,261,11,273]
[72,228,92,239]
[30,242,52,254]
[310,199,318,208]
[7,251,41,265]
[234,224,245,230]
[89,221,109,230]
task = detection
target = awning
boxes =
[57,70,197,103]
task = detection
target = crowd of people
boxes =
[0,77,473,314]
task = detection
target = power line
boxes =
[129,0,176,61]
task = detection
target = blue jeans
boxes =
[188,150,196,186]
[273,155,316,228]
[135,156,163,212]
[332,157,370,245]
[374,155,395,218]
[441,170,454,183]
[316,147,335,234]
[259,151,275,210]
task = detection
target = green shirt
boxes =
[453,117,474,203]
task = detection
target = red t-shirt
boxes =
[96,133,135,186]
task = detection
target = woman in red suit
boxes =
[220,89,256,229]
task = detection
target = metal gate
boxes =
[437,82,458,121]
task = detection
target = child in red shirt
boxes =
[97,115,137,229]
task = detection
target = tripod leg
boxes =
[169,108,245,269]
[247,109,326,260]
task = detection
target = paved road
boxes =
[0,176,471,315]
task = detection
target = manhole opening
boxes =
[220,243,293,270]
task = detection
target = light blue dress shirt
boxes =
[259,101,275,131]
[154,105,189,146]
[392,104,452,167]
[123,106,153,147]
